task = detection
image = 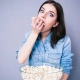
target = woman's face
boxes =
[38,3,58,32]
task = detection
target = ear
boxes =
[55,22,59,26]
[53,22,59,27]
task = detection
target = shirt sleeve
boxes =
[15,31,31,59]
[60,36,74,75]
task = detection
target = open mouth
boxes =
[43,24,45,27]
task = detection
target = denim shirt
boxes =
[16,31,74,75]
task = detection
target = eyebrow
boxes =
[41,7,56,15]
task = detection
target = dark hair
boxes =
[38,0,66,48]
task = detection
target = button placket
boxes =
[43,44,46,62]
[40,40,47,63]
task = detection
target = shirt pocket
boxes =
[31,50,40,63]
[48,53,61,64]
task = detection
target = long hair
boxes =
[38,0,66,48]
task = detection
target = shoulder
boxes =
[57,35,71,45]
[61,35,72,49]
[63,35,71,44]
[56,35,71,49]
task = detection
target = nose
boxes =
[41,13,46,19]
[40,16,45,22]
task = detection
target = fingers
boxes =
[35,17,40,26]
[39,17,45,22]
[38,22,45,30]
[31,16,45,33]
[31,17,37,26]
[36,20,44,29]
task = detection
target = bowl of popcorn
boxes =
[20,65,63,80]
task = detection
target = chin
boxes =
[40,25,52,33]
[40,29,46,33]
[40,29,51,33]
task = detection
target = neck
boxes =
[41,30,51,43]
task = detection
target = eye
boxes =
[49,13,54,17]
[40,9,44,13]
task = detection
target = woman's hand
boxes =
[31,16,45,34]
[60,73,68,80]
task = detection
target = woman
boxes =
[16,0,73,80]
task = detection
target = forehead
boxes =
[41,3,57,14]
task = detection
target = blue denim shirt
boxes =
[16,31,74,75]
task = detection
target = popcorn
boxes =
[31,17,35,20]
[20,65,63,80]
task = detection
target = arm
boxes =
[18,31,38,64]
[17,17,45,64]
[60,36,74,80]
[61,73,68,80]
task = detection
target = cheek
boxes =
[46,18,56,26]
[37,13,42,17]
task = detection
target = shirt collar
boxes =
[37,31,52,43]
[45,31,52,43]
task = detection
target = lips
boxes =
[43,24,45,27]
